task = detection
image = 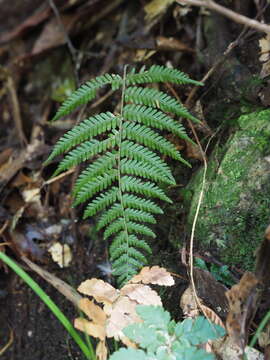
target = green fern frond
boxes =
[73,152,117,195]
[104,219,156,240]
[83,187,119,218]
[73,170,118,206]
[46,64,202,285]
[124,208,156,224]
[120,158,173,185]
[53,136,117,176]
[123,122,190,166]
[110,245,147,264]
[110,233,152,255]
[123,104,193,143]
[97,205,155,230]
[126,65,203,87]
[121,141,175,184]
[122,194,163,214]
[46,113,119,163]
[52,74,122,121]
[125,86,199,123]
[121,176,172,203]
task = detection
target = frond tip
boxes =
[45,64,202,285]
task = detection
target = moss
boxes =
[185,109,270,269]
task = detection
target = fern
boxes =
[46,65,202,285]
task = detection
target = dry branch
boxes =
[175,0,270,34]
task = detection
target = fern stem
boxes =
[116,65,130,281]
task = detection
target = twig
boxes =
[175,0,270,34]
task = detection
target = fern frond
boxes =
[120,158,173,185]
[123,122,190,166]
[73,152,117,195]
[73,170,118,206]
[46,113,119,163]
[121,140,175,184]
[97,205,155,230]
[52,74,122,121]
[126,65,203,87]
[122,194,163,214]
[104,219,156,239]
[123,104,193,143]
[121,176,172,203]
[53,136,117,176]
[46,64,202,285]
[125,87,199,123]
[110,245,147,264]
[110,233,152,255]
[83,187,119,218]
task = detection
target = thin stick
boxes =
[175,0,270,34]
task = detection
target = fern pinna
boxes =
[45,65,201,285]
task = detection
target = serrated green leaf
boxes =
[109,348,148,360]
[136,305,171,329]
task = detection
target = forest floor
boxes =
[0,1,270,359]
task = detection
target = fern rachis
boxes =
[45,65,202,285]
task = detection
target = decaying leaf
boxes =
[75,266,172,344]
[200,304,225,330]
[180,285,199,318]
[74,317,106,340]
[106,296,140,339]
[130,265,174,286]
[226,272,260,351]
[144,0,174,21]
[96,340,108,360]
[78,278,119,304]
[121,284,162,306]
[78,298,106,325]
[48,242,72,268]
[259,34,270,78]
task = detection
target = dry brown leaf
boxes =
[96,340,108,360]
[78,298,106,325]
[200,304,225,329]
[106,296,140,339]
[144,0,174,21]
[259,34,270,78]
[78,279,119,304]
[121,284,162,306]
[180,286,200,318]
[74,318,105,340]
[48,242,72,268]
[130,266,174,286]
[226,272,260,351]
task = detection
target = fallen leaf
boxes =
[180,286,200,318]
[144,0,174,22]
[48,242,72,268]
[226,272,260,351]
[130,266,174,286]
[77,279,119,304]
[78,298,106,325]
[74,318,105,340]
[106,296,140,339]
[121,284,162,306]
[96,340,108,360]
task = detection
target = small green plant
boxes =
[194,257,235,287]
[110,305,226,360]
[45,65,202,284]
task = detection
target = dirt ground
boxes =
[0,0,270,359]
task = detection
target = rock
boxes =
[185,109,270,269]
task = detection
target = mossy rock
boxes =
[184,109,270,270]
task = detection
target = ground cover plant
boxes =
[45,65,202,285]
